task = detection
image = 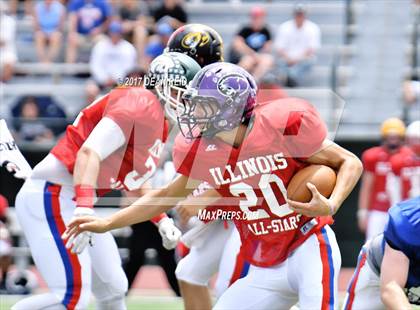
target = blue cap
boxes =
[145,41,165,58]
[157,22,173,36]
[109,21,123,34]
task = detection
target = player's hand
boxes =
[157,217,182,250]
[63,215,110,242]
[287,182,335,217]
[63,207,95,254]
[176,202,205,225]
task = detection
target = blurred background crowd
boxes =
[0,0,419,300]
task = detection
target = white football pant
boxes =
[13,178,128,310]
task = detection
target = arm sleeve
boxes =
[264,27,272,41]
[384,211,405,251]
[238,27,250,39]
[82,117,126,160]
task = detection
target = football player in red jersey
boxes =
[387,120,420,205]
[65,63,362,309]
[167,24,253,310]
[357,118,411,240]
[12,52,200,310]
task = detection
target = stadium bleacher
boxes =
[2,0,362,140]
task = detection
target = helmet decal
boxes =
[181,32,210,50]
[167,24,223,67]
[217,74,250,98]
[150,54,177,74]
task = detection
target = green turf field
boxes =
[2,295,420,310]
[0,295,184,310]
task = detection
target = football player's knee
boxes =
[108,273,128,298]
[175,258,208,286]
[109,273,128,298]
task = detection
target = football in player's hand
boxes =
[287,165,336,202]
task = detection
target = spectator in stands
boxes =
[152,0,187,29]
[33,0,66,63]
[15,97,54,142]
[0,195,11,293]
[9,0,33,17]
[229,6,274,83]
[144,22,173,65]
[66,0,112,63]
[358,118,410,241]
[0,2,17,83]
[274,4,321,87]
[86,21,137,103]
[117,0,151,68]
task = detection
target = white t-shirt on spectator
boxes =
[411,80,420,97]
[274,19,321,61]
[0,13,17,65]
[90,37,137,85]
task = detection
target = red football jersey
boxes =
[390,149,420,200]
[51,87,168,194]
[173,98,333,267]
[362,146,411,212]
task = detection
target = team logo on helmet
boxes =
[181,32,210,51]
[149,54,187,87]
[217,74,249,98]
[150,54,177,74]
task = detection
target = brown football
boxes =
[287,165,337,202]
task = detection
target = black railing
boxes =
[344,0,354,45]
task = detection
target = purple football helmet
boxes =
[178,62,257,139]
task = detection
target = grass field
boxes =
[2,294,420,310]
[0,295,184,310]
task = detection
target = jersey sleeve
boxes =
[263,27,272,41]
[103,88,161,142]
[238,26,250,39]
[361,149,377,173]
[276,99,328,159]
[384,211,403,251]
